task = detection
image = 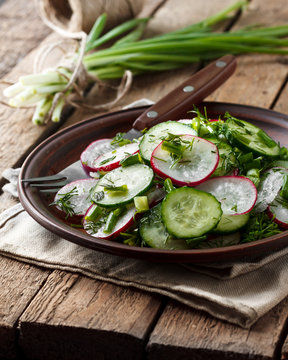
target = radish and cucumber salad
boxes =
[51,109,288,250]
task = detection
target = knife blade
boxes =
[123,54,236,141]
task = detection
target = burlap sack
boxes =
[37,0,166,33]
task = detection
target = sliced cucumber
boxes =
[139,121,197,163]
[139,204,189,250]
[224,116,280,158]
[211,213,250,234]
[91,164,154,208]
[161,187,222,238]
[270,160,288,169]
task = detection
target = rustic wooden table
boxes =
[0,0,288,359]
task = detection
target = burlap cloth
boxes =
[1,100,288,328]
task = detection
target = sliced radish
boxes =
[196,176,257,215]
[146,186,166,206]
[177,119,219,125]
[92,142,139,172]
[53,178,97,217]
[267,195,288,229]
[254,167,288,213]
[151,135,219,186]
[80,138,114,174]
[177,119,193,125]
[83,203,135,239]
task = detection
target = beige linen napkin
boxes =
[1,201,288,328]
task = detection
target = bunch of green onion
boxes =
[3,0,288,125]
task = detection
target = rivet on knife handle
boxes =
[132,54,236,131]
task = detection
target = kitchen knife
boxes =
[124,54,236,140]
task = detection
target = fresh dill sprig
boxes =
[120,229,144,247]
[50,186,78,219]
[241,212,281,243]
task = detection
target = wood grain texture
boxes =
[274,80,288,115]
[208,0,288,108]
[0,0,50,78]
[282,336,288,360]
[147,298,288,360]
[19,270,162,360]
[0,32,65,180]
[0,256,49,359]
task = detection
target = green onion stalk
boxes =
[4,0,288,125]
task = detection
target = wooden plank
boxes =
[0,0,51,187]
[0,32,65,180]
[0,0,50,78]
[0,256,49,359]
[274,80,288,115]
[146,298,288,360]
[19,270,162,360]
[282,336,288,360]
[208,0,288,108]
[0,3,52,359]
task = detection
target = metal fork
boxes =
[21,174,69,193]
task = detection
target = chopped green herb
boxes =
[50,186,78,219]
[110,132,131,147]
[99,155,116,166]
[241,212,281,243]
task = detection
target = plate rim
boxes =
[18,101,288,263]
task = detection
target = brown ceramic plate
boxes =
[18,102,288,263]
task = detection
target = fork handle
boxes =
[132,54,236,131]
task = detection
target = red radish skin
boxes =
[267,196,288,229]
[80,138,113,174]
[92,142,139,172]
[151,135,219,186]
[54,178,97,217]
[196,176,257,215]
[83,204,135,240]
[254,167,288,213]
[267,208,288,229]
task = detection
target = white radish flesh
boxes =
[93,142,139,172]
[151,135,219,186]
[54,178,97,216]
[196,176,257,215]
[268,195,288,229]
[254,167,288,213]
[80,138,114,174]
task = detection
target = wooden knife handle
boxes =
[132,54,237,131]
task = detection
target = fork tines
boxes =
[21,174,67,183]
[22,174,69,192]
